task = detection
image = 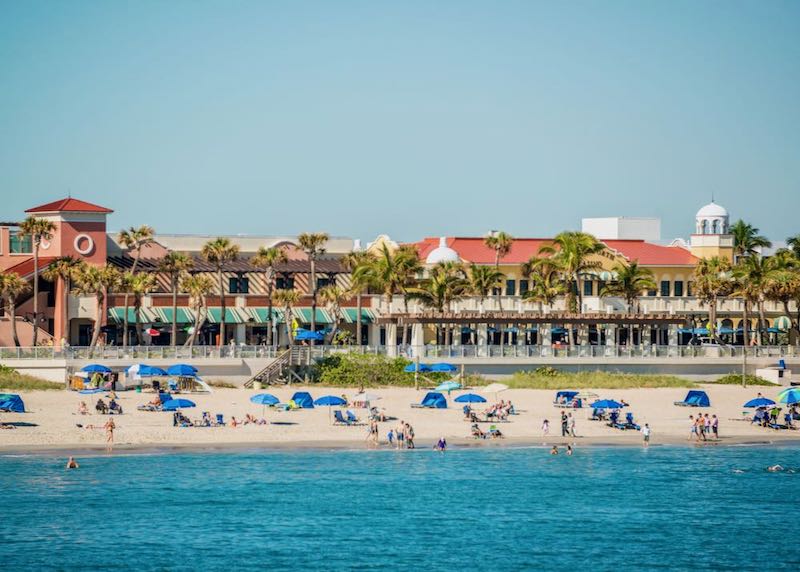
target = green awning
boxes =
[152,307,195,324]
[108,307,157,323]
[244,307,285,324]
[292,307,332,324]
[342,308,374,324]
[206,307,247,324]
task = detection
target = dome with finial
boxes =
[425,236,460,264]
[695,200,729,235]
[696,201,728,219]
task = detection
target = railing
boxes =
[0,344,796,361]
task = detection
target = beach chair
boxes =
[334,410,349,425]
[215,413,226,426]
[346,410,360,425]
[590,408,603,421]
[624,412,641,431]
[607,411,620,428]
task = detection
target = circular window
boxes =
[40,238,51,250]
[74,234,95,255]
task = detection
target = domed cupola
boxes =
[425,237,460,264]
[695,201,729,235]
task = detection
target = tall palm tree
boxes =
[732,259,764,348]
[117,225,154,346]
[730,219,771,260]
[599,261,657,345]
[693,256,732,343]
[18,216,57,346]
[124,272,157,345]
[252,246,288,346]
[483,231,513,309]
[522,270,567,311]
[786,234,800,259]
[341,249,375,345]
[181,274,214,347]
[297,232,329,336]
[357,244,417,312]
[539,231,603,313]
[0,271,30,347]
[201,237,240,346]
[158,252,193,345]
[72,264,121,347]
[42,256,84,346]
[407,262,467,345]
[319,285,347,343]
[274,288,301,345]
[468,264,505,313]
[764,251,800,343]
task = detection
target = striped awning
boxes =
[292,308,332,324]
[342,308,375,324]
[244,307,285,324]
[205,307,250,324]
[151,307,196,324]
[108,307,158,323]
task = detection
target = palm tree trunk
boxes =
[135,295,144,345]
[218,269,225,346]
[401,297,410,345]
[495,254,503,311]
[285,305,293,345]
[9,296,21,347]
[267,281,274,347]
[310,260,318,337]
[32,245,39,346]
[709,298,718,343]
[757,299,767,346]
[782,301,800,346]
[62,277,70,346]
[742,300,750,348]
[355,292,362,346]
[171,277,178,346]
[90,293,103,347]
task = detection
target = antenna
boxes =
[711,190,714,203]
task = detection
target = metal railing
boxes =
[0,344,796,361]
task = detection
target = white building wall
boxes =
[581,217,661,241]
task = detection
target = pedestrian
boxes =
[387,428,395,448]
[396,422,405,449]
[698,415,707,441]
[704,413,711,437]
[642,423,651,447]
[688,415,697,441]
[104,418,115,450]
[406,423,415,449]
[542,419,550,436]
[560,412,568,437]
[434,437,447,452]
[712,414,719,439]
[568,413,576,437]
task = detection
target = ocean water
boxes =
[2,445,799,571]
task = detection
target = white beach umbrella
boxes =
[481,383,508,394]
[353,393,381,402]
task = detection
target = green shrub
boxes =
[315,354,416,387]
[712,373,774,386]
[0,370,63,391]
[505,370,694,389]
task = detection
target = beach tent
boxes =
[404,363,432,373]
[676,390,711,407]
[0,394,25,413]
[429,363,458,373]
[555,391,579,402]
[290,392,315,409]
[420,392,447,409]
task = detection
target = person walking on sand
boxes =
[697,415,707,441]
[387,428,395,448]
[561,412,568,437]
[642,423,651,447]
[542,419,550,436]
[688,415,697,441]
[704,414,711,438]
[568,413,577,437]
[434,437,447,452]
[406,423,415,449]
[712,414,719,439]
[396,423,405,449]
[104,418,115,450]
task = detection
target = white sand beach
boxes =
[2,384,799,452]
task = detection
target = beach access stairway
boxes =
[243,349,293,388]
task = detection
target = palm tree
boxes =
[0,271,30,347]
[538,231,603,313]
[274,288,301,345]
[158,252,193,345]
[483,231,513,309]
[201,237,240,346]
[124,272,157,345]
[764,251,800,343]
[357,244,417,312]
[252,246,288,346]
[341,249,375,345]
[786,234,800,259]
[468,264,504,313]
[319,285,347,343]
[732,259,763,348]
[599,261,657,346]
[117,225,154,345]
[730,219,771,260]
[407,262,467,345]
[18,216,57,346]
[693,256,732,343]
[72,264,121,347]
[42,256,84,346]
[181,274,214,347]
[297,232,329,336]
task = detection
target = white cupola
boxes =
[695,201,729,235]
[425,236,460,264]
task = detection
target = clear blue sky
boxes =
[1,0,798,243]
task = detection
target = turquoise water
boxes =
[2,445,799,571]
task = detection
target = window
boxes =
[317,276,334,289]
[660,280,671,297]
[712,220,719,234]
[583,280,593,296]
[673,281,684,297]
[229,276,249,294]
[687,281,693,297]
[505,279,516,296]
[519,280,529,295]
[701,220,708,235]
[276,275,294,290]
[9,230,32,254]
[647,288,656,297]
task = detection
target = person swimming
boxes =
[767,464,784,472]
[66,456,79,469]
[550,446,559,455]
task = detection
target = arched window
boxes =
[712,220,719,234]
[701,220,709,234]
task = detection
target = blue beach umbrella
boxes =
[161,398,196,411]
[404,363,432,373]
[743,397,776,408]
[777,389,800,405]
[167,364,198,377]
[250,394,280,406]
[454,393,487,404]
[435,381,462,393]
[295,330,324,341]
[591,399,624,409]
[81,364,112,374]
[429,363,458,373]
[313,395,347,407]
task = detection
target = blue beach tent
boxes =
[290,392,315,409]
[420,392,447,409]
[429,363,458,373]
[555,390,579,402]
[0,394,25,413]
[676,390,711,407]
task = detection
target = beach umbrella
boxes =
[455,393,487,404]
[313,395,347,423]
[161,398,196,411]
[591,399,624,409]
[743,397,776,408]
[167,364,198,377]
[250,394,280,406]
[80,364,112,374]
[777,389,800,405]
[435,381,462,393]
[776,387,798,398]
[404,363,431,373]
[429,363,458,373]
[482,383,508,394]
[353,392,381,403]
[295,330,324,341]
[138,365,168,377]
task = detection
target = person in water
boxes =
[66,457,79,469]
[434,437,447,452]
[550,446,559,455]
[566,445,573,456]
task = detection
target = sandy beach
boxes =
[2,384,799,453]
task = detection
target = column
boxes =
[385,323,398,357]
[541,323,552,347]
[605,324,617,356]
[668,324,678,347]
[410,323,424,358]
[235,323,246,345]
[368,323,381,347]
[477,324,488,357]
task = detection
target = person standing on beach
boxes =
[104,418,115,450]
[406,423,415,449]
[697,415,707,441]
[568,413,576,437]
[434,437,446,452]
[712,415,719,439]
[642,423,651,447]
[560,412,568,437]
[396,423,405,449]
[387,428,394,448]
[542,419,550,436]
[688,415,697,441]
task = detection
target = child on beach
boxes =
[642,423,651,447]
[542,419,550,436]
[387,429,394,448]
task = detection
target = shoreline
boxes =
[3,434,800,457]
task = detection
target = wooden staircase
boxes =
[243,349,292,388]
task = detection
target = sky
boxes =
[1,0,798,244]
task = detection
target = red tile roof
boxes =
[5,257,58,279]
[26,197,113,214]
[411,237,697,266]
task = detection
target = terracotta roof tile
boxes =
[5,257,58,278]
[26,198,113,214]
